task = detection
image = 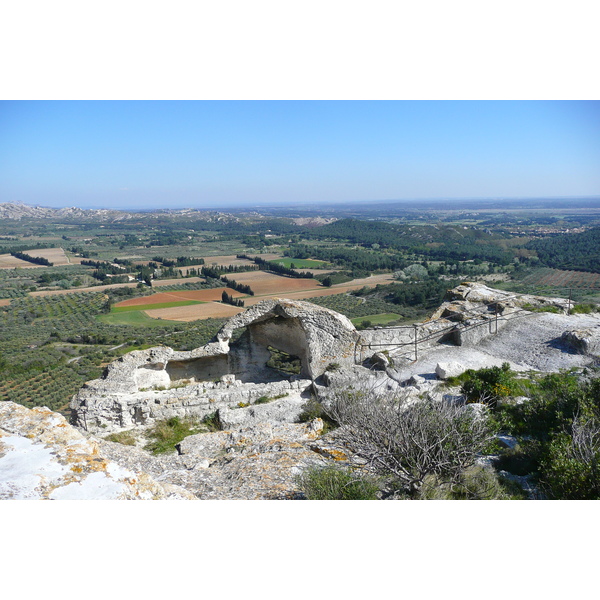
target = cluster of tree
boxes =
[526,226,600,273]
[80,259,129,282]
[81,259,126,270]
[68,246,96,258]
[296,218,514,265]
[0,242,53,255]
[201,264,259,279]
[145,232,192,247]
[239,254,314,279]
[221,290,244,307]
[353,279,455,310]
[286,244,406,274]
[151,256,205,267]
[220,276,254,295]
[37,272,71,285]
[10,251,53,266]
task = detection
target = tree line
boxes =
[10,251,53,266]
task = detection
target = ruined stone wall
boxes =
[73,375,312,433]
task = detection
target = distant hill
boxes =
[0,202,131,221]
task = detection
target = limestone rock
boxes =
[369,352,390,370]
[435,361,465,379]
[217,393,308,429]
[0,402,195,500]
[561,327,600,356]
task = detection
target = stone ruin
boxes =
[71,298,361,433]
[70,285,598,435]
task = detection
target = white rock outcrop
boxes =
[0,402,195,500]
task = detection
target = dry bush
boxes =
[325,385,495,497]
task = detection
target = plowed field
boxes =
[145,303,243,321]
[23,247,71,266]
[0,254,42,269]
[151,277,205,287]
[221,271,322,295]
[115,287,243,307]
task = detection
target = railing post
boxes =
[414,324,418,361]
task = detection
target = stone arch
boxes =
[216,299,360,381]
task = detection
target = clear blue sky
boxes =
[1,101,599,209]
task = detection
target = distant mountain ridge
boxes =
[0,202,131,221]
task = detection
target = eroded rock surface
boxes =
[0,402,195,500]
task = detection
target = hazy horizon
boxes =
[2,101,599,210]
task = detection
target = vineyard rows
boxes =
[521,268,600,289]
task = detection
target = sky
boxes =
[1,100,599,210]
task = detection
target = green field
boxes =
[270,258,327,269]
[112,300,204,313]
[98,311,181,326]
[351,313,402,326]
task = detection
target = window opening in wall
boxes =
[266,345,301,375]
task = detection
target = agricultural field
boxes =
[0,290,226,415]
[219,271,323,296]
[200,254,257,267]
[350,313,403,327]
[31,282,140,297]
[0,254,41,269]
[145,302,244,321]
[520,267,600,289]
[115,288,244,307]
[268,257,328,269]
[1,201,599,417]
[23,247,71,265]
[99,311,182,326]
[112,300,204,313]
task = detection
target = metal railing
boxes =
[356,291,569,363]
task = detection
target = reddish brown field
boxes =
[135,272,398,320]
[115,287,243,307]
[145,302,243,321]
[0,299,11,307]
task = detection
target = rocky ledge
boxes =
[0,402,195,499]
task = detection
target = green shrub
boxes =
[522,303,560,313]
[570,303,597,314]
[144,416,202,454]
[254,393,287,405]
[296,465,379,500]
[460,362,517,406]
[104,430,137,446]
[418,466,527,500]
[298,398,337,432]
[540,417,600,499]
